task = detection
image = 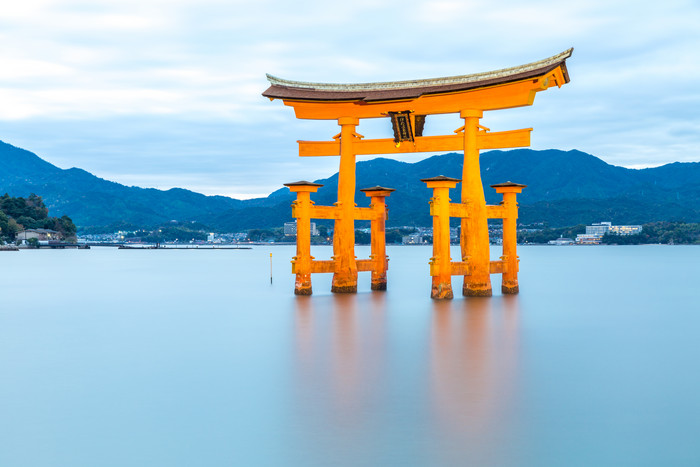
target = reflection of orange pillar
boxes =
[332,117,359,293]
[423,176,460,299]
[360,186,395,291]
[491,182,526,294]
[460,109,492,297]
[285,181,322,295]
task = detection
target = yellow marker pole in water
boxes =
[270,252,273,284]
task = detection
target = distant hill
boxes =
[246,149,700,228]
[1,139,699,229]
[0,140,246,227]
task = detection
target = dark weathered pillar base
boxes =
[332,271,357,294]
[371,280,387,291]
[501,282,519,294]
[431,282,454,300]
[463,281,493,297]
[331,284,357,293]
[294,274,312,295]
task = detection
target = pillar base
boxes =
[331,284,357,294]
[371,280,387,291]
[431,282,454,300]
[463,281,492,297]
[332,270,357,294]
[294,274,312,296]
[501,281,519,294]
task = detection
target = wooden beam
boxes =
[451,261,470,276]
[448,260,507,276]
[356,259,375,272]
[299,134,462,157]
[489,260,506,274]
[308,205,338,219]
[449,203,471,219]
[354,207,380,221]
[310,260,336,273]
[298,140,340,157]
[286,79,544,120]
[298,128,532,157]
[486,205,507,219]
[478,128,531,149]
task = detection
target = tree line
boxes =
[516,221,700,245]
[601,222,700,245]
[0,193,77,243]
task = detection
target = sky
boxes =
[1,0,699,199]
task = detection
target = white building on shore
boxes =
[576,221,643,244]
[284,220,318,237]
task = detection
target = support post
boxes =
[284,181,323,295]
[423,176,460,299]
[332,117,360,293]
[360,186,395,291]
[460,109,492,297]
[491,182,526,294]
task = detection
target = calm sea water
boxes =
[1,245,699,466]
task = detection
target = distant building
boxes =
[576,234,602,245]
[576,221,644,244]
[586,222,612,236]
[207,233,215,242]
[548,237,574,245]
[402,233,423,245]
[610,225,642,235]
[284,222,296,236]
[16,229,61,243]
[284,220,318,236]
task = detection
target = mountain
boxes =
[243,149,700,228]
[0,140,246,226]
[1,139,699,230]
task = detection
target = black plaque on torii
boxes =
[389,111,426,145]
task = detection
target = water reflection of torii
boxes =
[291,293,521,462]
[430,297,521,465]
[293,294,387,426]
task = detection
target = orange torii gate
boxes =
[264,48,572,297]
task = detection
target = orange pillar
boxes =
[460,109,492,297]
[285,181,322,295]
[491,182,526,294]
[360,186,395,291]
[332,117,359,293]
[423,176,460,299]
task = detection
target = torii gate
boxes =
[264,48,572,298]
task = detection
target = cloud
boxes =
[1,0,699,198]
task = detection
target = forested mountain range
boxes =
[1,139,698,230]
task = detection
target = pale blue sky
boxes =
[1,0,699,198]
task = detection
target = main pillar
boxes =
[492,182,526,294]
[332,117,359,293]
[460,109,492,296]
[360,186,395,291]
[423,176,460,299]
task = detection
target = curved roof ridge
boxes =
[266,48,573,92]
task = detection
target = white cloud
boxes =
[0,0,699,198]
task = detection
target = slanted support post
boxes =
[284,181,323,295]
[491,182,526,294]
[423,176,460,299]
[332,116,360,293]
[360,186,395,291]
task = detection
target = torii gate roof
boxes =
[263,48,572,105]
